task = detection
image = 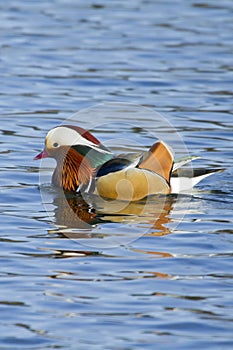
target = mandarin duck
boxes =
[34,125,223,201]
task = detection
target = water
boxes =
[1,1,233,349]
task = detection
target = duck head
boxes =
[34,125,113,192]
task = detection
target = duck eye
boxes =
[53,142,59,148]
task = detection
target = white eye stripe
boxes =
[46,126,111,154]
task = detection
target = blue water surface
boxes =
[0,1,233,349]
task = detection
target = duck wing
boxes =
[172,156,200,172]
[138,141,174,183]
[96,157,135,177]
[97,140,174,182]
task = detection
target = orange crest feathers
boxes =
[138,141,174,183]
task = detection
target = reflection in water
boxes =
[47,269,172,282]
[54,193,98,229]
[132,249,173,258]
[41,183,200,250]
[49,190,175,242]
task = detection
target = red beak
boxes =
[34,149,49,160]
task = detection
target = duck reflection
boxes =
[49,190,175,240]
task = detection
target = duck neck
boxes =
[52,147,93,192]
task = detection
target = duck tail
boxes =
[170,168,224,193]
